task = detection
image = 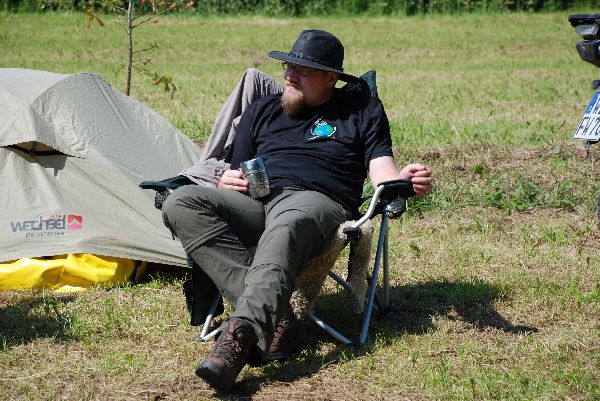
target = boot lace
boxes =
[212,327,250,366]
[271,317,291,347]
[212,328,246,366]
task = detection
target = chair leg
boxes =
[197,327,220,342]
[309,313,353,345]
[194,291,222,342]
[367,274,385,314]
[383,226,390,311]
[328,270,353,291]
[329,270,380,313]
[359,214,389,345]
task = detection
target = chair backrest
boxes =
[342,70,378,98]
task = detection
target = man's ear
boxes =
[327,72,339,88]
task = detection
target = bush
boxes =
[1,0,598,15]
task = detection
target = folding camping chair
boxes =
[140,69,415,346]
[141,176,414,345]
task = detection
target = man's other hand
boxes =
[218,169,249,193]
[399,163,433,197]
[369,157,433,196]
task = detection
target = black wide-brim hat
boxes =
[268,30,358,83]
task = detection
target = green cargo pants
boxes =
[162,185,346,351]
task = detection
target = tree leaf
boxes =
[85,8,94,29]
[113,64,124,78]
[86,14,94,29]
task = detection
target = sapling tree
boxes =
[85,0,192,96]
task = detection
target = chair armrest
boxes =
[139,180,174,192]
[139,175,196,210]
[377,179,416,201]
[139,175,195,193]
[350,179,415,228]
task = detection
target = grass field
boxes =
[1,11,599,401]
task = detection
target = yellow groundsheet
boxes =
[0,254,147,292]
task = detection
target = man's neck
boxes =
[305,88,336,108]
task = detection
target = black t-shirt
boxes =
[230,88,394,218]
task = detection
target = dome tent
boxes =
[0,69,200,288]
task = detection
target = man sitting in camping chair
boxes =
[162,30,433,392]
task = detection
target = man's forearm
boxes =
[368,156,433,197]
[368,156,407,187]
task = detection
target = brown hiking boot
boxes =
[265,307,306,362]
[195,319,258,392]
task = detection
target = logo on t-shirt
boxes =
[309,118,336,140]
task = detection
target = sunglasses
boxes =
[281,62,320,77]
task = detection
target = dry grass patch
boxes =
[1,207,599,400]
[1,11,599,401]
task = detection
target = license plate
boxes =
[574,92,600,141]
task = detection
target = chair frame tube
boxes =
[309,313,353,345]
[359,213,389,345]
[195,291,222,342]
[383,228,390,310]
[328,271,353,291]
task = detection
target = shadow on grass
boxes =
[212,279,538,399]
[215,344,366,400]
[383,280,538,335]
[0,294,77,349]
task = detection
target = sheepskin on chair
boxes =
[290,219,374,318]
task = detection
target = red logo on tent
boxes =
[67,215,83,230]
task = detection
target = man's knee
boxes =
[258,209,327,265]
[271,190,346,239]
[270,209,322,239]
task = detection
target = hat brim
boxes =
[268,51,358,83]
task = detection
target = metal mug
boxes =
[240,158,270,198]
